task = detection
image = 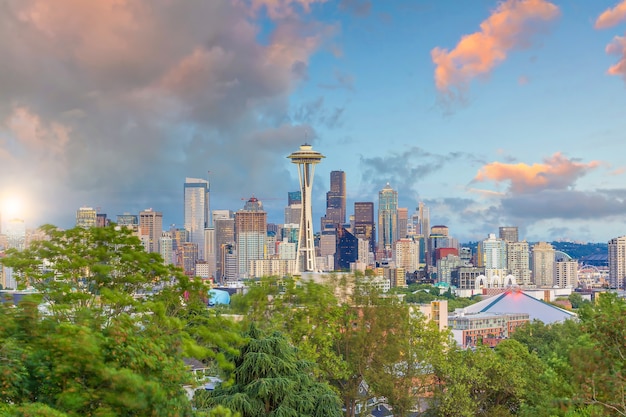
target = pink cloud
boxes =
[431,0,559,100]
[595,0,626,29]
[474,153,601,194]
[605,35,626,80]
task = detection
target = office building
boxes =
[139,209,163,254]
[76,207,97,228]
[397,207,408,239]
[184,178,210,260]
[499,226,519,243]
[532,242,555,287]
[418,202,430,238]
[335,226,358,271]
[214,213,235,282]
[159,231,174,265]
[235,197,267,278]
[354,202,375,256]
[326,170,346,225]
[288,144,324,273]
[608,236,626,289]
[377,183,398,258]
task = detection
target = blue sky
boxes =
[1,0,626,243]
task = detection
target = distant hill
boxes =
[550,241,607,260]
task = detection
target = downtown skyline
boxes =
[1,0,626,242]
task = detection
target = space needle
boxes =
[288,143,325,274]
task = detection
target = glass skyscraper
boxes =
[184,178,209,260]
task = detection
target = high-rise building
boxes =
[96,213,108,227]
[184,178,210,260]
[159,231,174,265]
[5,218,26,250]
[326,170,346,224]
[139,209,163,254]
[608,236,626,289]
[76,207,97,228]
[397,207,408,239]
[288,144,325,273]
[507,241,531,285]
[478,234,507,270]
[532,242,555,287]
[214,212,235,282]
[377,183,398,258]
[418,202,430,238]
[499,226,519,243]
[354,202,375,256]
[394,238,420,273]
[556,260,578,288]
[335,226,358,271]
[235,197,267,278]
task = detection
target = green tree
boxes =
[1,224,177,320]
[0,224,244,416]
[194,325,342,417]
[572,293,626,416]
[429,340,546,417]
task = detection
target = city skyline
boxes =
[1,1,626,243]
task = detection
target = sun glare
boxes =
[2,196,22,219]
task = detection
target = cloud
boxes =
[247,0,330,19]
[594,0,626,29]
[473,152,601,194]
[0,0,338,227]
[431,0,559,101]
[339,0,372,17]
[605,35,626,80]
[359,147,480,200]
[501,189,626,220]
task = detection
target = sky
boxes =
[1,0,626,243]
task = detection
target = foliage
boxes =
[0,225,244,417]
[194,325,342,417]
[429,340,546,417]
[572,293,626,416]
[1,224,177,320]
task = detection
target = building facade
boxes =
[608,236,626,289]
[532,242,555,287]
[184,178,210,260]
[377,183,398,258]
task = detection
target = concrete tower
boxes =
[288,144,325,274]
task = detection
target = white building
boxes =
[184,178,210,260]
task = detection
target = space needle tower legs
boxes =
[288,144,325,274]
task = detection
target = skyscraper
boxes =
[532,242,555,287]
[499,226,519,243]
[608,236,626,289]
[288,144,325,273]
[184,177,210,260]
[377,183,398,258]
[354,202,375,256]
[214,211,235,281]
[397,207,408,239]
[418,202,430,238]
[235,197,267,278]
[326,170,346,225]
[139,208,163,254]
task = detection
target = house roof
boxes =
[458,289,576,324]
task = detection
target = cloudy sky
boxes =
[1,0,626,243]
